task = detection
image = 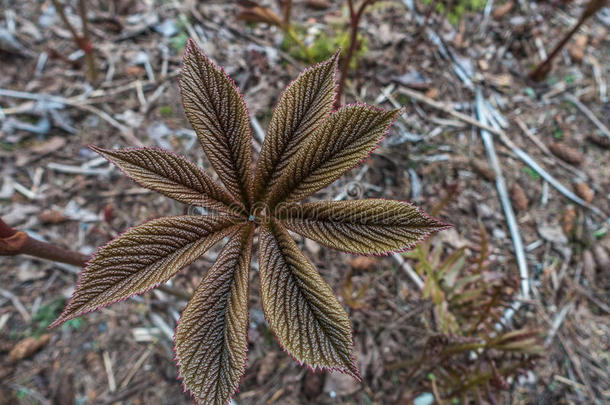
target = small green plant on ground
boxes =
[422,0,487,25]
[281,25,368,69]
[12,40,448,405]
[392,193,543,402]
[236,0,376,108]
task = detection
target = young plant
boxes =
[422,0,487,25]
[395,216,542,402]
[50,39,448,404]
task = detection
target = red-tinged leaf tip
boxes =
[253,49,339,201]
[175,225,253,405]
[279,199,451,255]
[258,219,359,378]
[50,216,240,328]
[266,105,403,207]
[90,145,245,216]
[180,39,254,208]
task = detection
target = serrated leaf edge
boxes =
[267,104,405,207]
[173,224,253,405]
[253,49,340,201]
[49,217,242,328]
[279,198,452,256]
[179,38,254,208]
[90,145,246,216]
[257,222,361,380]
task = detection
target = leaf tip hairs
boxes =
[56,40,448,404]
[180,38,254,209]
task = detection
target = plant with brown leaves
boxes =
[50,39,449,404]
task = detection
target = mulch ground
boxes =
[1,1,609,404]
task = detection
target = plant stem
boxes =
[0,218,190,301]
[529,0,606,81]
[335,0,375,109]
[78,0,97,82]
[282,0,292,30]
[50,0,97,82]
[0,219,87,266]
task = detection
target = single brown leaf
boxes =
[470,158,496,181]
[587,133,610,149]
[51,216,240,326]
[511,183,529,211]
[7,334,50,363]
[492,1,514,19]
[279,200,449,255]
[254,51,338,201]
[549,142,584,165]
[91,146,243,214]
[175,225,253,405]
[573,182,594,203]
[236,4,283,27]
[181,39,254,207]
[267,105,402,207]
[258,219,359,378]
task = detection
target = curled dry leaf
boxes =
[510,183,529,211]
[573,182,594,203]
[587,133,610,149]
[305,0,331,10]
[236,2,283,27]
[549,142,584,165]
[52,39,448,404]
[568,34,588,62]
[561,206,577,236]
[8,334,51,363]
[349,256,378,272]
[470,158,496,182]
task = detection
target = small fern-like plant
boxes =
[50,39,449,404]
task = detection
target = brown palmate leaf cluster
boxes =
[51,39,449,405]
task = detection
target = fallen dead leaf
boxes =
[16,136,66,166]
[561,206,576,236]
[470,159,496,181]
[573,182,594,203]
[511,183,529,211]
[587,133,610,149]
[305,0,330,9]
[538,222,568,245]
[39,209,69,224]
[8,334,51,363]
[549,142,584,165]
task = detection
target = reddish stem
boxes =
[1,218,88,267]
[529,0,606,81]
[0,218,190,300]
[335,0,375,109]
[529,18,585,82]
